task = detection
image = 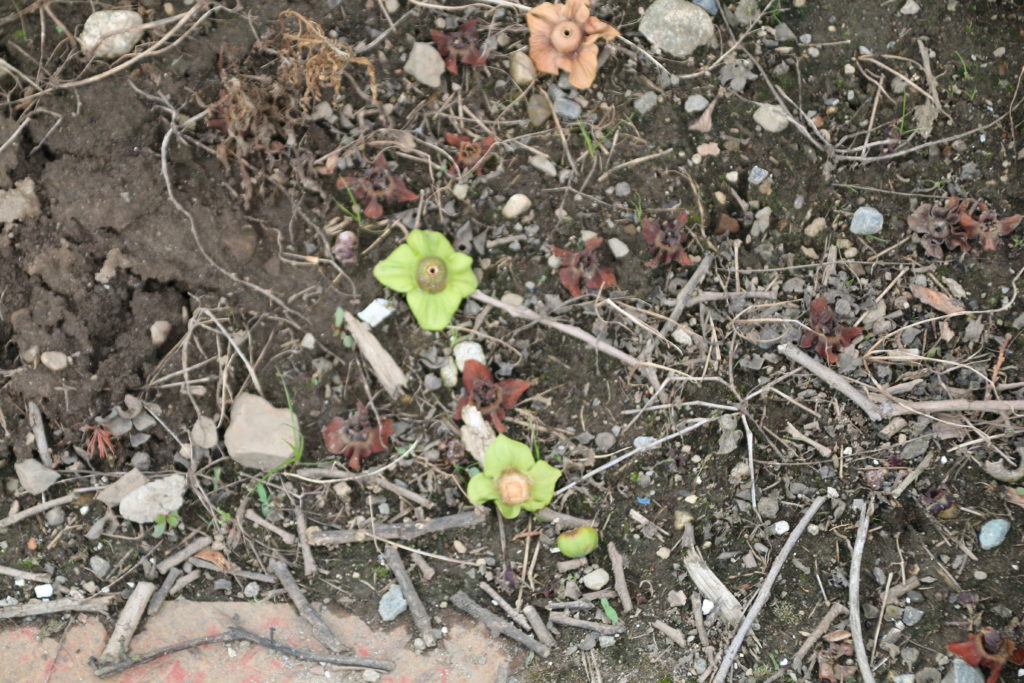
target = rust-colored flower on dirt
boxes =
[552,237,617,297]
[526,0,619,90]
[907,197,973,258]
[336,154,418,220]
[444,132,496,174]
[454,360,531,433]
[431,18,488,75]
[641,212,694,268]
[959,201,1023,251]
[948,628,1024,683]
[798,295,862,364]
[321,403,394,471]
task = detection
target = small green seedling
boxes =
[600,598,619,624]
[152,511,181,538]
[331,307,354,348]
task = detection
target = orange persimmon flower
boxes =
[526,0,619,90]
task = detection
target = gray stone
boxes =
[78,10,143,59]
[243,582,260,599]
[684,94,709,113]
[595,432,616,450]
[15,459,60,495]
[96,468,148,507]
[224,393,298,472]
[753,104,789,133]
[756,496,780,519]
[44,507,65,526]
[639,0,715,59]
[378,583,408,621]
[118,474,186,524]
[89,555,111,579]
[583,568,610,590]
[509,51,536,87]
[526,93,552,127]
[548,87,581,121]
[40,351,69,371]
[748,166,770,185]
[899,0,920,14]
[403,43,446,88]
[634,91,658,114]
[190,416,218,449]
[734,0,759,25]
[213,578,233,593]
[598,635,616,648]
[978,518,1010,549]
[614,182,631,197]
[774,23,797,42]
[947,657,985,683]
[902,606,924,626]
[850,206,884,235]
[690,0,718,14]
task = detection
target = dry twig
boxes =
[269,559,346,653]
[383,546,436,647]
[451,591,550,657]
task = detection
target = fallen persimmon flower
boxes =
[444,132,496,174]
[321,403,394,471]
[798,295,862,364]
[948,628,1024,683]
[337,154,418,220]
[526,0,619,90]
[959,201,1022,251]
[641,212,694,268]
[454,359,530,433]
[431,18,488,75]
[552,237,616,296]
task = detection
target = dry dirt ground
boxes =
[1,0,1023,681]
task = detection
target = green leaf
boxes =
[255,482,271,517]
[600,598,619,624]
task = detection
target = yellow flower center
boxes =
[496,470,531,505]
[551,21,582,54]
[416,256,448,293]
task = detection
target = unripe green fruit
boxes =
[557,525,599,558]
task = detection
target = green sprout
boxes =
[466,435,561,519]
[152,511,181,538]
[373,229,478,331]
[557,525,599,558]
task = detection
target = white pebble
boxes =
[150,320,172,346]
[34,584,54,599]
[78,10,144,59]
[582,567,610,590]
[607,237,630,260]
[357,298,396,327]
[701,598,714,615]
[502,194,532,219]
[529,155,558,178]
[773,520,791,535]
[40,351,69,372]
[453,341,486,371]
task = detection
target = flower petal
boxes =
[406,287,460,331]
[583,16,619,40]
[404,229,430,258]
[483,434,536,479]
[498,379,531,409]
[568,44,599,89]
[565,0,591,24]
[495,501,522,519]
[373,243,419,293]
[526,3,563,31]
[466,473,499,505]
[445,253,479,298]
[523,459,562,511]
[461,359,494,395]
[528,36,561,75]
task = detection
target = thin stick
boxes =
[27,401,51,467]
[99,581,156,661]
[653,619,688,648]
[450,591,550,657]
[548,612,624,636]
[370,475,434,509]
[91,626,393,678]
[383,546,436,647]
[479,581,532,632]
[849,500,877,683]
[269,559,346,652]
[764,602,848,683]
[306,509,487,546]
[606,542,633,613]
[0,565,50,583]
[711,495,827,683]
[777,343,883,421]
[0,596,113,620]
[0,492,78,528]
[523,605,556,647]
[155,536,212,574]
[534,508,594,529]
[294,505,317,579]
[244,509,296,544]
[147,567,182,617]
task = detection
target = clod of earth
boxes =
[454,359,530,434]
[526,0,619,90]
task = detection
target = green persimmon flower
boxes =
[372,229,478,331]
[466,435,562,519]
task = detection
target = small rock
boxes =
[548,87,581,120]
[634,91,658,115]
[526,93,552,127]
[378,583,408,621]
[756,496,780,519]
[696,142,720,157]
[804,217,827,238]
[753,104,789,133]
[118,474,187,524]
[358,298,396,327]
[502,194,532,219]
[243,582,260,599]
[773,520,791,535]
[34,584,54,599]
[850,206,884,235]
[607,238,630,259]
[691,0,718,14]
[595,432,616,450]
[96,468,148,507]
[0,178,41,223]
[598,635,616,648]
[685,94,709,113]
[978,519,1010,549]
[150,320,172,346]
[14,459,60,495]
[190,417,218,449]
[89,555,111,579]
[453,341,486,371]
[509,51,536,87]
[948,656,985,683]
[529,155,558,178]
[902,606,924,626]
[44,507,65,526]
[224,393,298,472]
[582,567,610,590]
[452,183,469,200]
[403,43,446,88]
[213,578,233,593]
[614,182,631,197]
[639,0,715,58]
[363,670,382,683]
[748,166,770,185]
[500,292,524,307]
[774,23,797,42]
[131,452,152,470]
[899,0,920,14]
[78,10,144,59]
[40,351,69,372]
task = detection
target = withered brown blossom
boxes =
[337,154,418,219]
[444,132,495,174]
[641,212,694,267]
[431,18,488,75]
[798,296,862,364]
[321,403,393,471]
[959,201,1023,251]
[454,360,530,433]
[907,197,973,258]
[552,237,617,297]
[948,628,1024,683]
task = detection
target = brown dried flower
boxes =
[641,212,694,268]
[907,197,972,258]
[526,0,619,90]
[337,154,418,220]
[431,18,489,75]
[321,403,394,471]
[798,295,862,364]
[959,201,1022,251]
[454,360,531,433]
[444,132,496,174]
[552,237,617,296]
